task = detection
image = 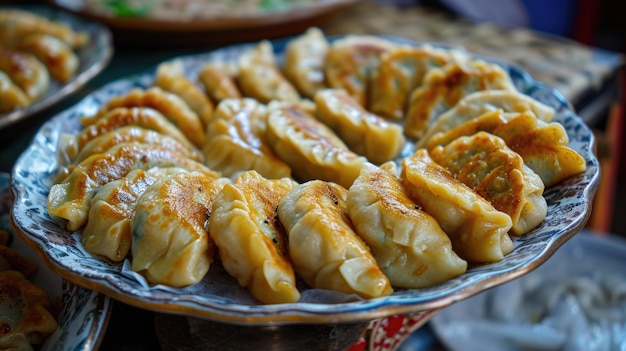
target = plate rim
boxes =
[9,35,601,325]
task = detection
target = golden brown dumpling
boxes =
[153,59,214,127]
[283,27,329,98]
[48,142,220,231]
[0,270,58,350]
[278,179,393,299]
[74,107,196,152]
[82,167,187,262]
[0,48,49,102]
[209,171,300,304]
[0,70,30,113]
[416,90,555,148]
[203,98,291,179]
[404,59,517,140]
[71,125,203,164]
[430,132,547,236]
[131,172,228,287]
[82,87,205,147]
[197,61,242,103]
[427,110,586,187]
[15,33,79,83]
[314,89,405,164]
[346,162,467,288]
[369,45,451,120]
[401,149,514,262]
[237,40,300,104]
[324,35,395,107]
[266,101,366,188]
[0,9,88,48]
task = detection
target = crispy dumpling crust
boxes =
[324,35,395,106]
[283,27,329,99]
[197,61,242,103]
[404,59,517,140]
[82,167,186,262]
[416,90,555,149]
[401,149,514,262]
[278,180,393,299]
[266,101,366,188]
[82,87,206,147]
[314,89,406,164]
[430,132,547,236]
[346,162,467,289]
[131,172,228,287]
[203,98,291,179]
[48,142,220,231]
[369,45,451,120]
[427,110,586,187]
[208,171,300,304]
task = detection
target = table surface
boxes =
[1,1,624,350]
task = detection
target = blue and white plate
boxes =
[10,36,600,325]
[1,172,111,350]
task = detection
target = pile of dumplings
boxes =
[47,28,587,305]
[0,9,88,114]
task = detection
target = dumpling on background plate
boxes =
[14,33,79,83]
[203,98,291,179]
[0,9,88,48]
[0,48,50,103]
[278,179,393,299]
[416,90,555,149]
[430,132,547,236]
[0,70,30,113]
[401,149,514,262]
[404,59,517,140]
[209,171,300,304]
[131,171,229,287]
[347,162,467,289]
[314,88,405,164]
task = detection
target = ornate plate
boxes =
[0,5,113,130]
[0,172,112,350]
[10,36,600,325]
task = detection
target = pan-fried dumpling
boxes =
[278,180,393,299]
[203,98,291,179]
[0,70,30,113]
[72,126,203,164]
[427,110,586,187]
[14,33,79,83]
[237,40,300,104]
[404,59,517,140]
[197,61,242,103]
[369,45,451,120]
[48,142,220,231]
[266,101,366,188]
[416,90,555,148]
[82,87,205,147]
[153,59,214,127]
[314,89,405,164]
[208,171,300,304]
[346,162,467,288]
[283,27,329,98]
[0,48,49,102]
[324,35,395,106]
[0,270,58,350]
[75,107,196,152]
[82,167,187,262]
[0,9,88,48]
[401,149,513,262]
[430,132,547,236]
[131,171,228,287]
